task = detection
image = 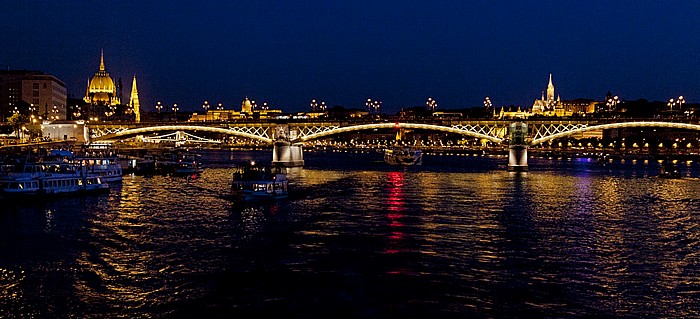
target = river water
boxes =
[2,150,700,318]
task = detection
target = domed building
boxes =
[84,50,120,106]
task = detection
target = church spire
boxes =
[546,73,555,101]
[99,49,105,71]
[130,75,141,123]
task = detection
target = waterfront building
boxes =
[189,97,283,122]
[0,70,67,121]
[129,75,141,122]
[532,74,566,116]
[531,74,597,117]
[496,105,530,119]
[84,50,120,107]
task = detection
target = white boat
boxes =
[231,162,288,200]
[0,162,109,198]
[384,147,422,165]
[73,143,123,182]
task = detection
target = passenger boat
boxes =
[231,161,288,200]
[384,147,422,166]
[0,161,109,198]
[73,143,123,182]
[157,149,204,175]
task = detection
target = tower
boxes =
[84,50,120,106]
[546,73,555,101]
[129,75,141,122]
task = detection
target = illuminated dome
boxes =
[242,97,252,113]
[84,50,120,106]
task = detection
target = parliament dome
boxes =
[84,50,120,106]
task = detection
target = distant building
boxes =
[129,75,141,122]
[532,74,565,116]
[531,74,596,117]
[84,50,120,106]
[189,97,283,122]
[496,106,530,119]
[0,70,67,121]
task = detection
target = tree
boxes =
[8,113,28,140]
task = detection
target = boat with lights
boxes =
[231,161,288,200]
[384,147,422,166]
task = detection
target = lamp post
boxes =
[52,105,59,120]
[428,97,438,112]
[678,96,685,111]
[482,97,491,111]
[217,102,223,110]
[310,99,318,111]
[156,101,163,113]
[668,98,675,113]
[202,100,210,121]
[320,101,326,111]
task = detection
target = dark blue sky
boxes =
[2,1,699,113]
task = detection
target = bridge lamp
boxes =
[203,101,210,112]
[668,98,675,111]
[156,101,163,113]
[217,102,223,110]
[678,96,685,110]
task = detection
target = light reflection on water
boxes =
[1,151,700,317]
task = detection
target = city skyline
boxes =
[2,1,699,113]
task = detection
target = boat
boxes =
[231,161,288,200]
[72,143,123,182]
[156,149,204,176]
[384,147,422,165]
[0,161,109,199]
[658,161,682,179]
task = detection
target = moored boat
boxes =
[73,143,123,182]
[0,161,109,199]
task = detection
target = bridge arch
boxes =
[293,123,504,143]
[93,125,274,144]
[531,121,700,145]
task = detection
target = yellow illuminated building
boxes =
[84,50,120,106]
[189,97,283,122]
[129,75,140,122]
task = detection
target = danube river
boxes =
[2,150,700,318]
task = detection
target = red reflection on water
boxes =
[385,171,406,257]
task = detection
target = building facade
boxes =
[0,70,67,121]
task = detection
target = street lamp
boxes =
[262,102,269,110]
[52,105,59,120]
[366,98,372,112]
[202,100,210,113]
[172,103,179,114]
[678,96,685,111]
[482,97,491,111]
[428,97,438,112]
[668,98,675,112]
[310,99,318,111]
[320,101,326,111]
[156,101,163,113]
[217,102,223,110]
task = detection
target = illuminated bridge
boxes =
[87,119,700,169]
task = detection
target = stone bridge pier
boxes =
[507,122,528,171]
[272,125,304,167]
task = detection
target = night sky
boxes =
[2,1,699,113]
